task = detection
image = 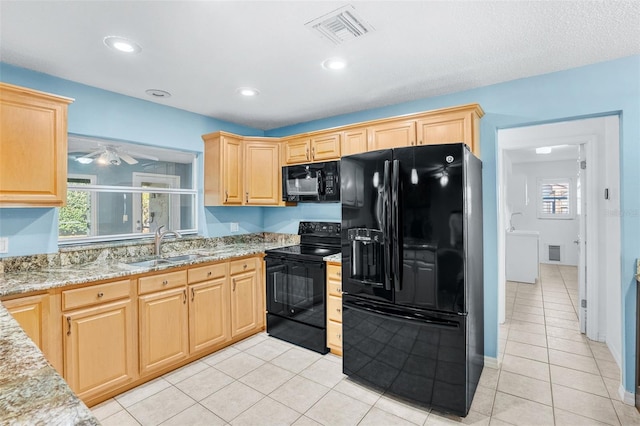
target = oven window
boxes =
[267,259,325,328]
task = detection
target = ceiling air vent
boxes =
[305,5,374,45]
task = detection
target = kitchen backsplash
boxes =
[0,233,299,274]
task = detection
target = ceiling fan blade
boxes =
[127,151,160,161]
[79,150,104,159]
[118,153,139,165]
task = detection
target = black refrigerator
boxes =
[340,143,483,417]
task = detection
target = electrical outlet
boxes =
[230,222,239,232]
[0,237,8,254]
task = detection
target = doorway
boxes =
[132,173,181,234]
[496,116,622,372]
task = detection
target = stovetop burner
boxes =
[265,221,341,262]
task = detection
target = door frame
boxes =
[131,172,181,233]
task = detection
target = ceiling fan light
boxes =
[76,157,93,164]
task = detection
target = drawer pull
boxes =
[225,190,229,203]
[97,292,104,298]
[207,271,212,277]
[336,308,341,313]
[336,271,341,277]
[243,264,247,269]
[66,316,72,336]
[162,280,169,286]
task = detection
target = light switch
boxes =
[0,237,8,254]
[230,222,239,232]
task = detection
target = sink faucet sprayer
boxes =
[509,212,523,232]
[154,225,182,256]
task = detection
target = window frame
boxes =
[536,177,574,220]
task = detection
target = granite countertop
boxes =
[636,259,640,282]
[0,306,98,425]
[324,253,342,263]
[0,239,291,425]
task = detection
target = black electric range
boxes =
[264,221,341,354]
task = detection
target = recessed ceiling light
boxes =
[103,36,142,54]
[237,87,259,97]
[322,58,347,70]
[145,89,172,98]
[535,147,552,154]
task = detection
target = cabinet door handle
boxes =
[191,287,195,302]
[243,264,247,269]
[225,190,229,203]
[311,147,315,159]
[66,316,72,336]
[337,307,341,313]
[336,271,341,277]
[162,280,168,285]
[183,289,187,304]
[306,148,309,160]
[410,141,415,146]
[97,292,104,298]
[232,278,237,291]
[207,271,212,277]
[246,192,249,203]
[419,140,423,145]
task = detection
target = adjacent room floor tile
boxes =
[504,340,549,363]
[491,391,555,425]
[548,349,599,375]
[551,383,619,424]
[497,370,552,406]
[501,354,550,382]
[549,364,608,398]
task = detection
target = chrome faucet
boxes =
[154,225,182,256]
[509,212,523,232]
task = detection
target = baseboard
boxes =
[484,356,500,369]
[618,383,635,405]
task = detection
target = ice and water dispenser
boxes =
[348,228,385,285]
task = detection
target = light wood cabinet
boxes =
[202,132,244,205]
[188,262,230,354]
[203,132,282,206]
[3,294,50,356]
[138,270,189,376]
[229,257,260,337]
[284,133,341,164]
[326,262,343,355]
[367,120,416,151]
[415,104,483,155]
[244,140,280,205]
[0,83,73,207]
[62,279,136,401]
[342,128,368,156]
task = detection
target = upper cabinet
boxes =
[283,132,341,165]
[367,120,417,150]
[202,132,282,206]
[415,104,483,155]
[341,128,367,157]
[0,83,74,207]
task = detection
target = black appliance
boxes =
[341,143,483,416]
[265,221,341,354]
[282,160,340,203]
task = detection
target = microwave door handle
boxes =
[392,159,401,291]
[317,170,325,195]
[383,160,392,291]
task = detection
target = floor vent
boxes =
[548,244,561,262]
[305,5,375,45]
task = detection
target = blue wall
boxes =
[265,55,640,394]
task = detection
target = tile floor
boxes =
[92,264,640,425]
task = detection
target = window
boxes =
[60,135,197,243]
[537,178,573,219]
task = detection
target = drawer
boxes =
[327,279,342,297]
[138,270,187,295]
[327,319,343,349]
[327,263,342,282]
[327,294,342,323]
[188,262,227,284]
[229,258,256,275]
[63,279,131,311]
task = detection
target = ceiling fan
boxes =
[75,145,159,165]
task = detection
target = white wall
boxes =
[508,160,580,266]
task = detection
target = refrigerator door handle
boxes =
[383,160,392,291]
[392,159,401,290]
[344,299,460,330]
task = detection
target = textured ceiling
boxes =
[1,1,639,130]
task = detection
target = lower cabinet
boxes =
[188,262,230,354]
[230,257,260,337]
[3,293,50,356]
[62,279,137,401]
[138,271,189,377]
[326,262,343,355]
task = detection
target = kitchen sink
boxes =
[126,259,174,268]
[164,253,206,262]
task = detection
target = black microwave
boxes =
[282,160,340,203]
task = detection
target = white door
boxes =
[577,144,587,334]
[132,173,181,233]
